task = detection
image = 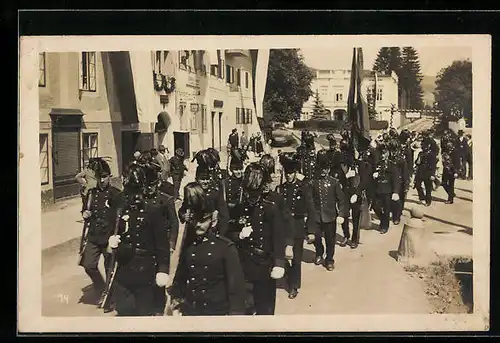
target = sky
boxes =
[300,46,472,76]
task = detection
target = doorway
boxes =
[211,111,216,148]
[174,131,190,160]
[218,112,223,150]
[52,128,81,199]
[121,131,140,173]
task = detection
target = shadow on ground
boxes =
[388,250,398,261]
[78,284,101,306]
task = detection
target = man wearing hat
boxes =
[194,150,229,237]
[299,132,317,180]
[225,148,247,234]
[107,164,171,316]
[79,157,123,311]
[275,152,315,299]
[309,149,348,271]
[154,145,171,182]
[169,148,188,201]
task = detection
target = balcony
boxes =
[225,49,249,57]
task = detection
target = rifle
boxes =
[78,191,94,266]
[99,207,123,309]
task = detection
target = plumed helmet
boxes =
[242,162,265,192]
[206,147,221,165]
[230,148,245,170]
[280,152,300,174]
[304,133,315,147]
[124,163,146,193]
[93,157,112,178]
[316,149,330,170]
[340,129,350,139]
[389,127,398,138]
[339,139,350,152]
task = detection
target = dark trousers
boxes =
[249,278,277,315]
[81,242,111,290]
[415,176,433,204]
[467,158,473,179]
[459,156,467,178]
[391,188,407,222]
[286,237,304,290]
[372,193,391,231]
[172,175,183,199]
[152,286,166,314]
[314,221,337,262]
[342,202,361,243]
[442,171,456,201]
[113,281,156,316]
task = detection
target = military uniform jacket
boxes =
[86,186,123,245]
[234,198,286,282]
[442,149,461,175]
[276,179,316,239]
[301,148,317,180]
[115,196,171,287]
[170,231,247,316]
[225,176,243,228]
[357,150,375,199]
[263,190,294,246]
[155,190,180,250]
[415,151,437,179]
[310,175,348,223]
[373,161,402,195]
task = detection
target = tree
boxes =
[264,49,315,123]
[373,47,402,76]
[400,47,425,110]
[309,89,330,120]
[433,60,472,123]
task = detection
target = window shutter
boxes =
[78,53,84,89]
[236,108,240,124]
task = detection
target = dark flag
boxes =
[347,48,371,150]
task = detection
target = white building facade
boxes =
[301,69,401,127]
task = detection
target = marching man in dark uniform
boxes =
[224,148,247,236]
[372,143,402,234]
[331,139,365,248]
[414,142,437,207]
[299,132,317,180]
[107,165,171,316]
[230,163,286,315]
[275,152,315,299]
[169,148,188,201]
[79,158,122,310]
[309,149,348,271]
[392,129,414,225]
[169,182,247,316]
[441,141,460,204]
[388,139,407,225]
[325,134,340,175]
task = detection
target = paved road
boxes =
[42,140,472,317]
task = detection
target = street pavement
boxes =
[41,135,473,317]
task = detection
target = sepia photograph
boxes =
[18,34,490,333]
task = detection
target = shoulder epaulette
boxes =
[215,234,235,246]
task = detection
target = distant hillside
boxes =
[421,75,437,106]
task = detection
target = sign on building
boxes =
[404,111,422,119]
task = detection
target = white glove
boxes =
[453,173,458,178]
[270,266,285,279]
[346,169,356,179]
[372,172,379,179]
[285,245,294,260]
[82,210,92,219]
[336,217,345,225]
[391,193,400,201]
[155,272,170,287]
[306,234,315,243]
[239,225,253,240]
[108,235,121,249]
[430,176,435,181]
[350,194,358,204]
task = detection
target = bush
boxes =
[293,119,389,132]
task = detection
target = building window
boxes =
[201,105,208,133]
[245,72,249,88]
[210,64,219,77]
[190,105,199,132]
[377,88,383,101]
[237,69,241,86]
[39,134,49,185]
[39,53,46,87]
[153,51,169,75]
[336,93,343,102]
[82,133,98,168]
[236,108,241,125]
[236,108,252,124]
[226,65,235,84]
[246,109,252,124]
[79,52,97,92]
[179,104,187,131]
[320,86,328,97]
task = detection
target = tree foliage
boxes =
[433,60,472,122]
[372,46,424,110]
[400,47,425,109]
[309,89,330,120]
[263,49,314,123]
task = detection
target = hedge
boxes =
[293,119,389,131]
